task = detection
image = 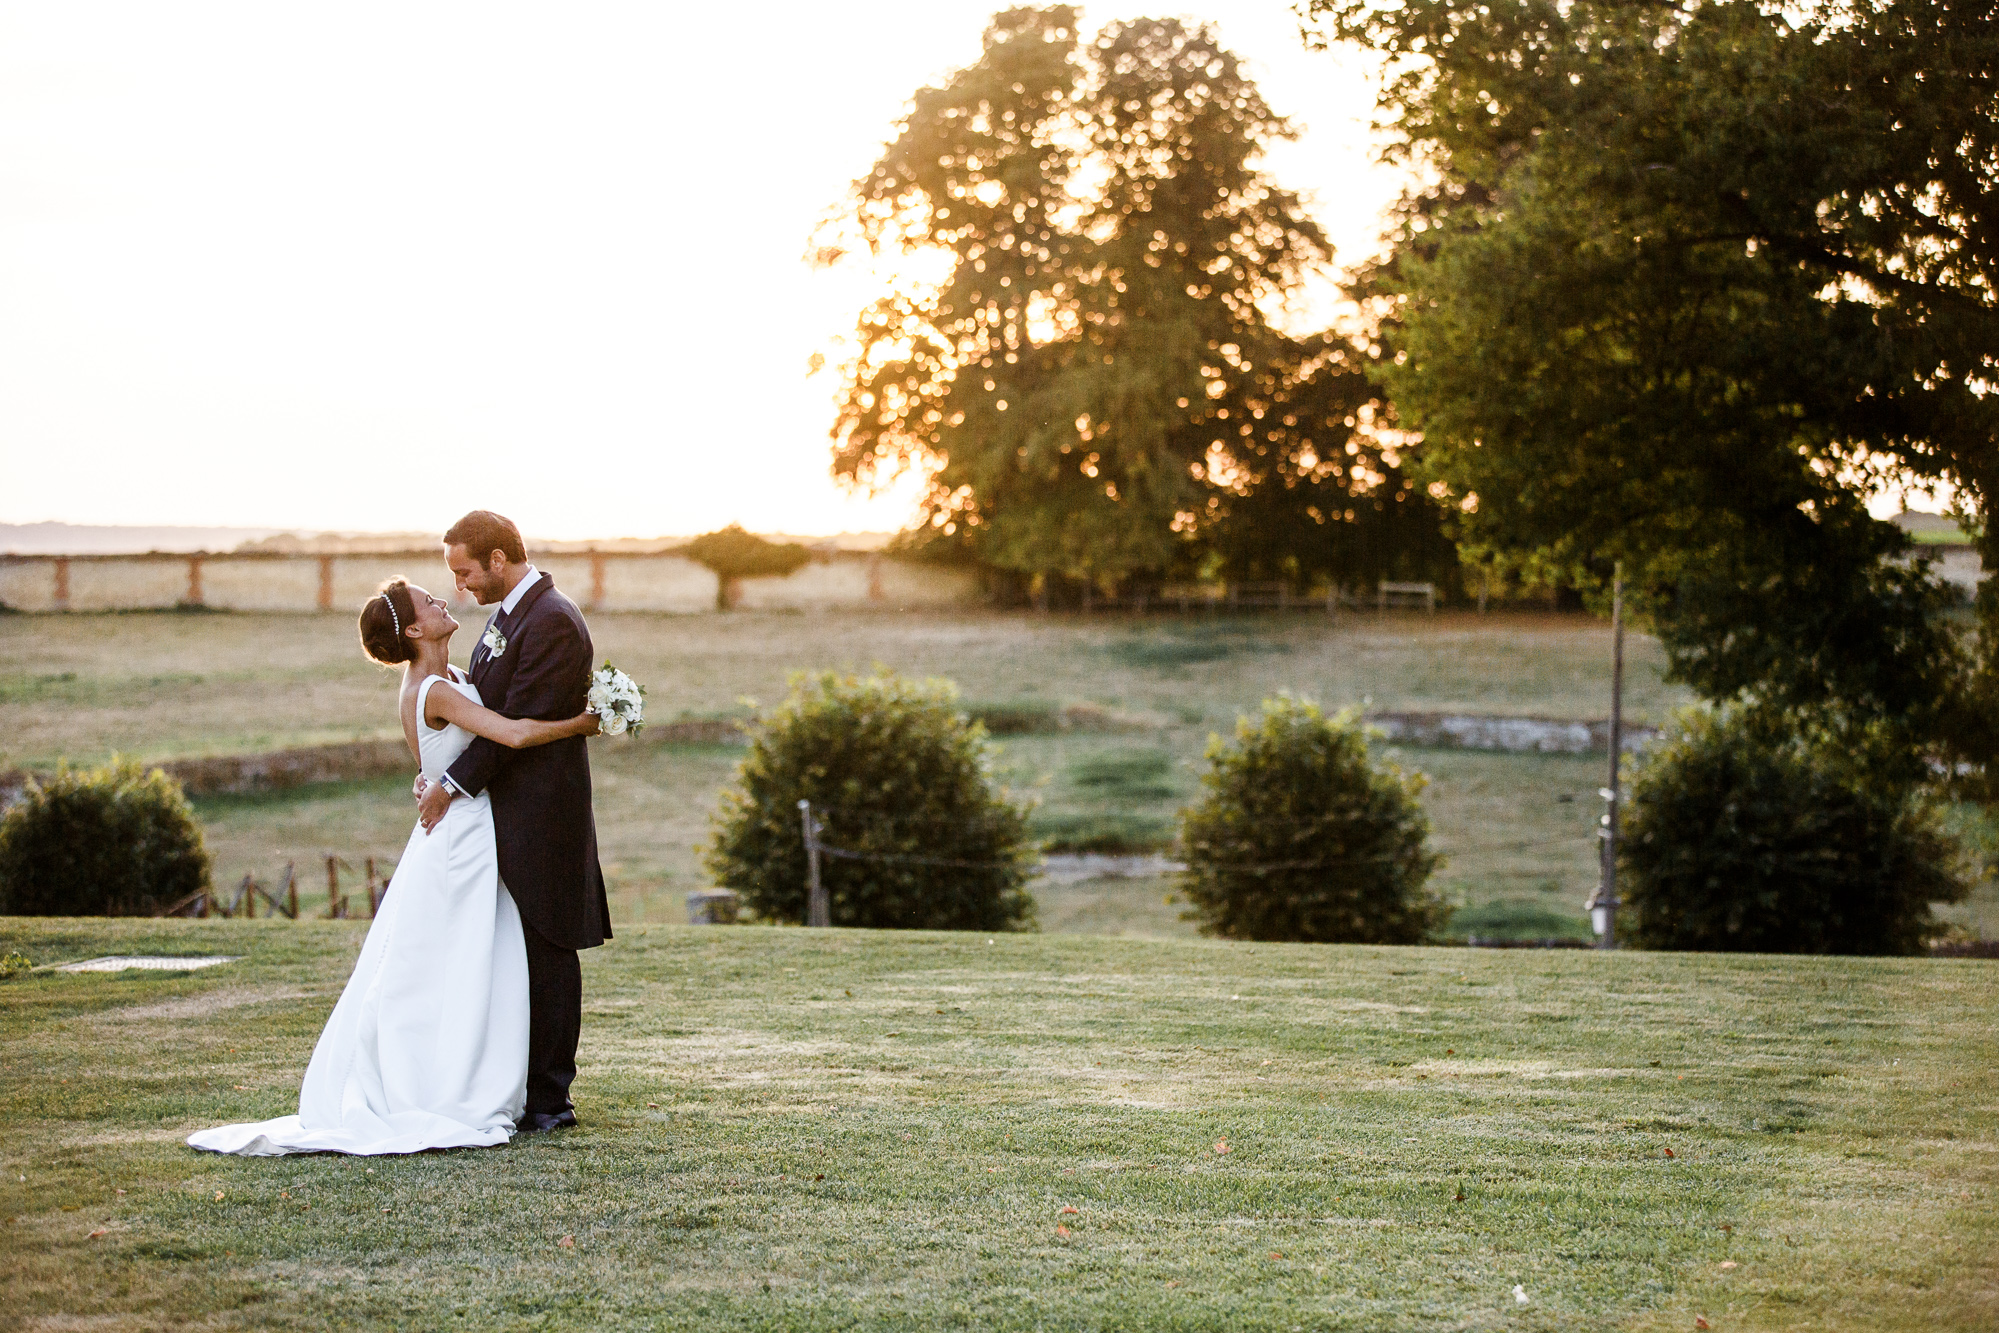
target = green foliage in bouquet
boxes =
[706,670,1036,930]
[0,758,211,916]
[1179,697,1442,944]
[1620,708,1970,955]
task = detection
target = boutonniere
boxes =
[481,622,509,659]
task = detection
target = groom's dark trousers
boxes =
[445,573,610,1118]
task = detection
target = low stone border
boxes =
[1366,712,1659,755]
[0,718,753,805]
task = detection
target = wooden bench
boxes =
[1377,580,1437,612]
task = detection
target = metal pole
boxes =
[1594,565,1625,948]
[798,799,829,928]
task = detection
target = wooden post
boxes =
[317,555,336,611]
[1591,565,1625,949]
[798,799,828,928]
[867,556,884,604]
[52,557,70,611]
[326,854,341,916]
[281,862,298,919]
[184,556,204,607]
[589,552,607,611]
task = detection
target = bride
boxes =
[188,578,597,1156]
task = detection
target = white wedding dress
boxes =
[189,671,529,1156]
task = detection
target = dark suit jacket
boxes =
[446,574,611,950]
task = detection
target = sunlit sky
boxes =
[0,2,1406,539]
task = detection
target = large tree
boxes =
[1311,0,1998,776]
[821,6,1456,594]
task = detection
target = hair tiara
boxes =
[382,591,401,637]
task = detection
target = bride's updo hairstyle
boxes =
[358,578,418,666]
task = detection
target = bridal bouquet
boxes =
[586,663,646,736]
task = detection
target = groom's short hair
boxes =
[444,511,526,565]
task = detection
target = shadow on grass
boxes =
[1103,621,1294,669]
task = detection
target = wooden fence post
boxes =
[52,557,70,610]
[317,556,336,611]
[589,552,606,611]
[184,556,204,607]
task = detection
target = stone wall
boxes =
[0,550,981,615]
[1366,711,1658,754]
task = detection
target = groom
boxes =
[416,509,611,1134]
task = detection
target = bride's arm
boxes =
[424,683,600,748]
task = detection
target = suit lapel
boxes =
[507,573,555,624]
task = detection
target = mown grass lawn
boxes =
[2,919,1993,1331]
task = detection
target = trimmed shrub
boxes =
[706,671,1036,930]
[1620,709,1970,954]
[0,758,211,916]
[1179,697,1443,943]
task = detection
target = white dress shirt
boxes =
[498,565,542,617]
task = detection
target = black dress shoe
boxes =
[514,1110,577,1134]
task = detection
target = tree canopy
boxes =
[681,525,811,582]
[822,6,1457,594]
[1310,0,1998,774]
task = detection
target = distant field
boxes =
[0,608,1688,770]
[9,608,1992,942]
[0,608,1667,937]
[1,918,1993,1331]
